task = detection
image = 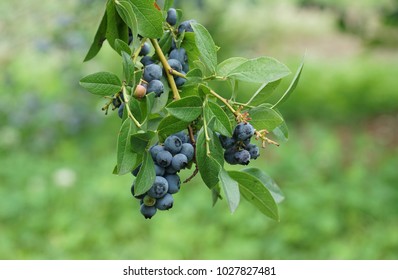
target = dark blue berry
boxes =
[174,74,187,88]
[118,103,124,119]
[219,134,236,149]
[155,193,174,210]
[171,153,188,171]
[182,62,189,73]
[168,58,183,72]
[165,165,178,175]
[233,122,255,141]
[147,79,164,97]
[166,8,178,26]
[224,148,239,165]
[178,20,195,33]
[131,183,145,199]
[235,149,251,165]
[131,164,142,177]
[140,204,157,219]
[246,144,260,160]
[143,64,162,82]
[156,150,173,167]
[148,176,169,198]
[180,143,194,162]
[165,174,181,194]
[139,42,151,56]
[169,48,187,64]
[154,164,165,176]
[164,135,183,154]
[174,131,189,144]
[150,145,165,161]
[141,56,154,66]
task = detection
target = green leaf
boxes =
[134,151,156,196]
[242,168,285,204]
[229,171,279,221]
[128,0,163,38]
[129,97,143,123]
[217,57,247,77]
[247,79,282,106]
[84,10,107,62]
[116,119,139,175]
[248,104,284,132]
[79,72,122,96]
[196,128,222,189]
[130,130,156,153]
[181,32,201,70]
[272,121,289,143]
[157,115,190,141]
[272,59,305,108]
[205,101,232,137]
[115,0,138,40]
[190,22,218,74]
[166,96,202,122]
[211,184,222,206]
[106,1,128,50]
[164,0,174,11]
[218,169,240,213]
[115,39,132,56]
[121,51,134,85]
[219,56,291,84]
[150,78,170,114]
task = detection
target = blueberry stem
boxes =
[150,38,181,100]
[208,88,238,117]
[170,69,187,79]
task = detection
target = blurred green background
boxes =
[1,0,398,259]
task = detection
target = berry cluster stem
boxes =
[122,86,141,128]
[150,38,181,100]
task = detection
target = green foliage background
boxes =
[1,0,397,259]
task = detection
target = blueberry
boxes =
[140,204,157,219]
[150,145,165,161]
[235,149,251,165]
[156,150,173,167]
[224,148,239,165]
[164,135,183,154]
[171,153,188,171]
[155,193,174,210]
[166,8,177,26]
[154,164,165,176]
[182,62,189,73]
[118,103,124,119]
[165,165,178,175]
[178,20,195,34]
[168,59,183,72]
[174,74,186,88]
[233,122,255,141]
[148,176,169,198]
[131,164,142,177]
[169,48,187,64]
[131,183,145,199]
[180,143,194,162]
[165,174,181,194]
[147,79,164,97]
[139,42,151,56]
[218,134,236,149]
[141,56,154,66]
[143,64,162,82]
[246,144,260,160]
[174,131,189,144]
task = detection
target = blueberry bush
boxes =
[80,0,303,220]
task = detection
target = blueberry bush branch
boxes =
[79,0,303,220]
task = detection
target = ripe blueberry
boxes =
[178,20,195,33]
[140,56,154,66]
[171,153,188,171]
[165,165,178,175]
[131,183,145,199]
[140,204,157,219]
[218,134,236,149]
[235,149,251,165]
[168,59,183,72]
[246,144,260,160]
[154,164,165,176]
[180,143,194,162]
[143,64,162,82]
[169,48,187,64]
[147,79,164,97]
[118,103,124,119]
[139,42,151,56]
[166,8,177,26]
[155,193,174,210]
[174,75,187,88]
[148,176,169,198]
[224,147,239,165]
[233,122,255,141]
[156,150,173,167]
[174,131,189,144]
[150,145,165,161]
[164,135,183,154]
[165,174,181,194]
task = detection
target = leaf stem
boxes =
[150,38,181,100]
[202,100,211,156]
[208,88,238,117]
[122,86,141,128]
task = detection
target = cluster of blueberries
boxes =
[131,131,195,219]
[219,122,260,165]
